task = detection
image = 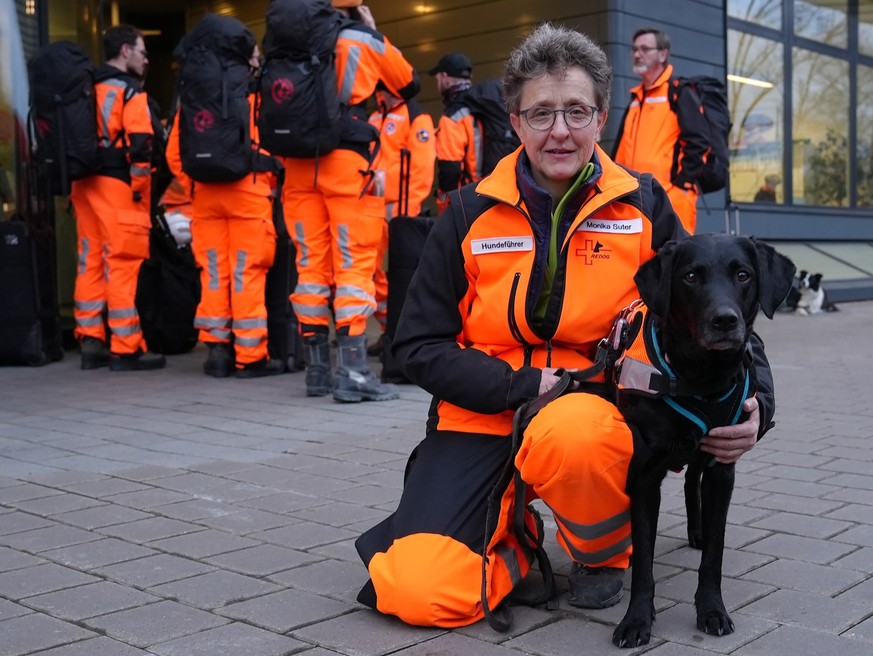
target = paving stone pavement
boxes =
[1,302,872,655]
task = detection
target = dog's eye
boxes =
[737,270,751,283]
[683,272,697,284]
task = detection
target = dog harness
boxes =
[611,300,755,435]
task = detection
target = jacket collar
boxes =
[630,63,674,98]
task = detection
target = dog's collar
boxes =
[613,304,755,435]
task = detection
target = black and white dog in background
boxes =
[795,270,838,315]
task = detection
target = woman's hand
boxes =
[700,396,760,464]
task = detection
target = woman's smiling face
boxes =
[509,67,607,199]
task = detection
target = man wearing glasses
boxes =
[70,25,166,371]
[613,27,709,234]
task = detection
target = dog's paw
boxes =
[696,607,735,636]
[612,616,653,648]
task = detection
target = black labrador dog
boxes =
[611,234,795,648]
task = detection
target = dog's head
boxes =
[634,234,796,352]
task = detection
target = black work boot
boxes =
[109,349,166,371]
[303,333,333,396]
[333,334,399,403]
[234,357,285,378]
[80,337,110,370]
[203,343,233,378]
[567,563,625,609]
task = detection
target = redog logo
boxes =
[575,239,611,265]
[193,110,215,133]
[271,78,294,104]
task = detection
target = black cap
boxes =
[428,52,472,78]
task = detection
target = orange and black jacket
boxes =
[92,65,153,200]
[435,82,480,195]
[334,20,420,159]
[391,144,775,438]
[612,64,709,191]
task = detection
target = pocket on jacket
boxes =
[115,210,150,260]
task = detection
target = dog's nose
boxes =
[711,310,739,332]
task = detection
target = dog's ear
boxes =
[751,238,797,319]
[799,269,808,280]
[635,240,676,318]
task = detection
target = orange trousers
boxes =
[189,187,276,366]
[356,391,634,627]
[282,150,385,336]
[70,175,150,355]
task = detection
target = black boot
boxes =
[333,334,399,403]
[234,357,285,378]
[80,337,110,370]
[203,343,233,378]
[303,333,333,396]
[109,349,166,371]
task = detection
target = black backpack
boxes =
[464,79,520,176]
[27,41,99,196]
[258,0,342,158]
[667,76,731,194]
[176,14,257,183]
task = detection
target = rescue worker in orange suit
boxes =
[366,87,436,356]
[71,24,166,371]
[612,27,710,234]
[430,52,480,213]
[166,16,284,378]
[355,24,775,627]
[281,0,420,401]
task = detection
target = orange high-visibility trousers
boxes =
[282,149,385,336]
[373,218,389,332]
[356,391,634,627]
[70,175,151,354]
[189,189,276,366]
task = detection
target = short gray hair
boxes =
[503,23,612,115]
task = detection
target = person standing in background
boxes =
[366,87,435,356]
[70,24,166,371]
[612,27,709,234]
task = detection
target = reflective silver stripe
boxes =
[111,323,142,337]
[340,45,361,103]
[294,221,308,267]
[295,282,332,297]
[78,238,89,274]
[339,27,387,55]
[473,120,484,179]
[385,202,396,220]
[338,224,352,268]
[449,106,471,122]
[196,326,232,340]
[130,165,151,176]
[553,508,631,541]
[376,299,387,313]
[335,284,372,301]
[99,88,119,143]
[207,249,219,291]
[494,543,524,587]
[234,250,247,293]
[75,300,106,312]
[293,303,330,319]
[618,357,662,396]
[76,316,104,327]
[108,307,139,319]
[233,318,268,330]
[236,335,266,348]
[335,302,374,319]
[195,317,231,328]
[557,525,632,564]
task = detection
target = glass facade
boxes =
[728,0,873,208]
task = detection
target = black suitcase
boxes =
[0,216,63,366]
[135,211,201,355]
[266,196,305,373]
[382,149,432,383]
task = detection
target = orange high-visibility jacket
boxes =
[612,64,710,194]
[92,65,153,205]
[368,99,435,216]
[435,83,481,197]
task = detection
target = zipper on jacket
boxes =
[507,272,529,346]
[545,340,553,368]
